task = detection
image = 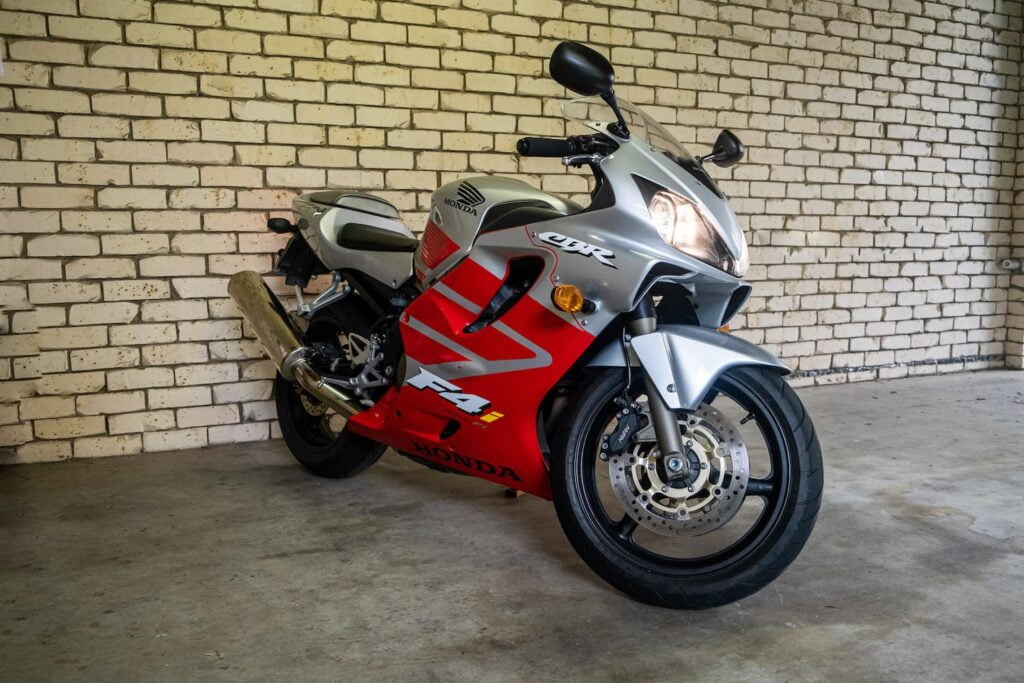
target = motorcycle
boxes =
[228,41,823,609]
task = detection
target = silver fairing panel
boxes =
[413,121,754,346]
[467,169,739,336]
[416,176,581,285]
[566,122,749,324]
[292,192,415,287]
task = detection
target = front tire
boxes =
[551,365,822,609]
[274,302,386,479]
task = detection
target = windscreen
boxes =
[563,96,724,199]
[561,96,694,162]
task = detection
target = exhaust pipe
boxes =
[227,271,362,418]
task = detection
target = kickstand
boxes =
[503,488,524,499]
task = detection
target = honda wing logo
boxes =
[457,182,485,206]
[444,182,486,216]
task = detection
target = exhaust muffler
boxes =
[227,271,362,418]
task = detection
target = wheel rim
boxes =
[284,383,342,448]
[576,372,795,575]
[280,315,362,449]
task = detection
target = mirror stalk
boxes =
[699,130,745,168]
[600,90,630,139]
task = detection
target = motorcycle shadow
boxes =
[360,450,604,579]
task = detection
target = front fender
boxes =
[587,325,789,411]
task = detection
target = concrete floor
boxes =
[1,370,1022,681]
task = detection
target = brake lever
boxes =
[562,153,604,167]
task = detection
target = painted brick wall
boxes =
[1,0,1022,463]
[1009,106,1024,368]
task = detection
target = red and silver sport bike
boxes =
[229,42,822,609]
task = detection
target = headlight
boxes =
[648,190,748,277]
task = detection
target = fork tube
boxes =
[628,298,686,464]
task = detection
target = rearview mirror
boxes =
[703,130,745,168]
[549,41,615,97]
[549,41,629,138]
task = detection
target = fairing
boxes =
[414,176,581,286]
[347,251,594,499]
[347,102,759,496]
[563,96,748,266]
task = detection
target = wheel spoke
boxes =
[613,516,638,542]
[745,478,776,497]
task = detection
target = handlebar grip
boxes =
[516,137,577,157]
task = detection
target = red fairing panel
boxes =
[347,257,594,499]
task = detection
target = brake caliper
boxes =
[599,397,640,461]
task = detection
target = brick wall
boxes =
[1009,98,1024,368]
[1,0,1022,463]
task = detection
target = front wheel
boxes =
[551,365,822,609]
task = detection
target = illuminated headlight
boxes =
[648,191,748,277]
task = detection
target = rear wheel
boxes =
[274,302,386,479]
[551,365,822,609]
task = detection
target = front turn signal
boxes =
[552,284,585,313]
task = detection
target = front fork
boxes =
[628,298,687,468]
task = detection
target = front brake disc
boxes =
[608,403,749,537]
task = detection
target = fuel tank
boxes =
[414,176,581,285]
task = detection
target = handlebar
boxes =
[516,134,616,158]
[516,137,579,157]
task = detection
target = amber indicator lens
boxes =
[552,284,585,313]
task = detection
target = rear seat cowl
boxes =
[337,223,418,252]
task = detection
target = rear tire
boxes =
[274,302,386,479]
[551,365,822,609]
